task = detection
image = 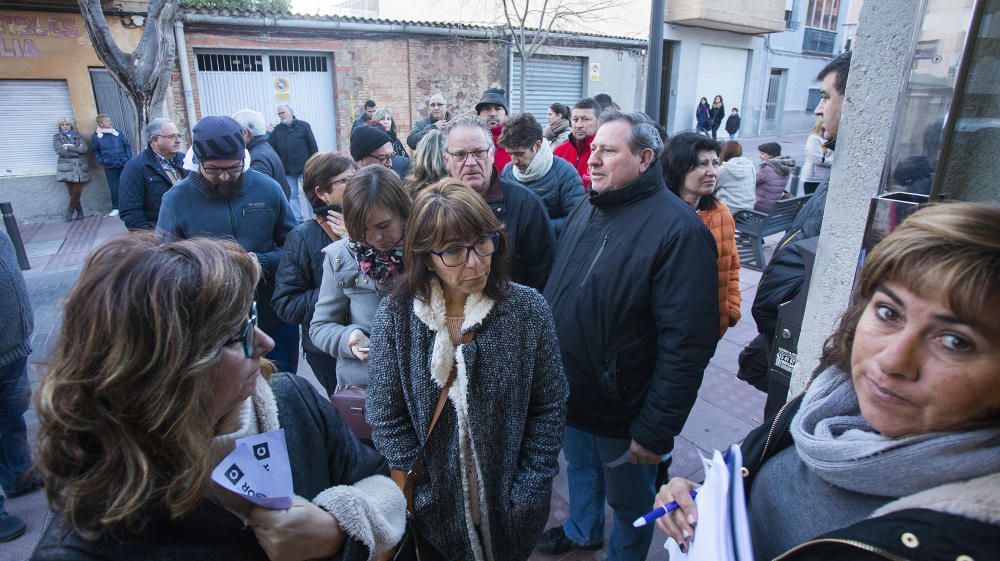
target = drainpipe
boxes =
[174,20,197,137]
[755,33,774,136]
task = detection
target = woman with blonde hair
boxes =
[32,233,404,561]
[801,118,833,194]
[367,178,568,561]
[53,117,90,221]
[657,202,1000,560]
[403,128,447,195]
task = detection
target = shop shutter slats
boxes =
[0,80,74,177]
[694,45,750,128]
[510,56,585,122]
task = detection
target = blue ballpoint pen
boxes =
[632,490,698,527]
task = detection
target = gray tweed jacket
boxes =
[366,281,568,561]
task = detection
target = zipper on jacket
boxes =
[579,234,609,288]
[751,397,795,478]
[228,201,238,239]
[772,538,911,561]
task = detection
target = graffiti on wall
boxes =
[0,14,78,58]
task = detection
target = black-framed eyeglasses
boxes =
[445,148,492,163]
[366,153,394,165]
[430,232,500,267]
[226,301,258,358]
[202,163,244,177]
[155,133,182,141]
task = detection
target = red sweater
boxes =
[553,134,593,191]
[491,125,511,173]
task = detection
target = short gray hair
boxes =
[598,111,664,157]
[277,104,293,114]
[231,108,267,137]
[144,118,174,145]
[441,114,492,149]
[372,107,393,122]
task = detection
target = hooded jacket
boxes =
[552,134,593,191]
[755,155,796,213]
[715,156,757,211]
[543,160,719,454]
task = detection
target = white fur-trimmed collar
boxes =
[873,472,1000,525]
[412,280,495,388]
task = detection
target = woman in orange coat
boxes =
[663,132,741,335]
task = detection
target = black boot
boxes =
[64,207,74,222]
[74,205,84,220]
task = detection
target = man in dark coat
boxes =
[406,93,450,150]
[537,111,719,560]
[442,114,555,289]
[233,109,291,200]
[351,100,376,131]
[158,116,299,375]
[118,118,186,231]
[269,105,318,223]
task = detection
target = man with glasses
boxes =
[406,92,451,150]
[442,114,555,289]
[118,117,187,231]
[349,125,396,172]
[269,105,318,223]
[157,116,299,375]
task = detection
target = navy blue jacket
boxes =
[118,147,186,231]
[91,131,132,168]
[501,156,585,237]
[156,170,296,279]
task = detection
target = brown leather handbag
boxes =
[330,386,372,440]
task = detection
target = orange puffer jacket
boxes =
[698,201,741,335]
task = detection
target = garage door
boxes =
[694,45,749,128]
[0,80,75,177]
[195,51,337,152]
[510,55,585,122]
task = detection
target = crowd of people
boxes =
[4,49,997,561]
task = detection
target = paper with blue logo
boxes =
[211,428,293,510]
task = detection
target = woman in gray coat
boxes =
[53,117,90,221]
[367,178,568,561]
[309,165,410,391]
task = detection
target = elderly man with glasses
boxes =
[442,114,555,289]
[406,92,451,150]
[118,117,187,231]
[157,116,299,375]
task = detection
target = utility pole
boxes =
[644,0,665,122]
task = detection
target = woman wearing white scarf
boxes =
[655,202,1000,561]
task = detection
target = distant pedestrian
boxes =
[269,105,319,222]
[53,117,90,222]
[232,108,292,201]
[715,141,756,211]
[593,92,620,112]
[801,118,833,194]
[709,95,725,140]
[755,141,795,213]
[90,114,131,217]
[475,87,512,172]
[695,97,711,135]
[404,128,448,195]
[352,99,377,131]
[407,93,450,150]
[118,118,186,231]
[544,102,571,148]
[725,107,741,140]
[0,229,39,543]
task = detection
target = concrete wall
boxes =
[789,0,923,394]
[0,10,142,222]
[530,43,647,112]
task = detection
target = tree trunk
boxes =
[520,56,527,112]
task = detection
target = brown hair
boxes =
[343,165,411,243]
[34,233,259,538]
[497,112,543,149]
[303,151,358,212]
[399,178,509,302]
[720,140,742,162]
[818,202,1000,374]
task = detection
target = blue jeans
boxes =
[562,426,657,561]
[0,357,32,515]
[286,174,304,223]
[105,166,123,209]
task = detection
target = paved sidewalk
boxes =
[2,214,773,561]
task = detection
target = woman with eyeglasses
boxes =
[366,178,568,561]
[272,151,358,394]
[309,165,411,393]
[31,233,405,561]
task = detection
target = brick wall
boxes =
[174,29,506,151]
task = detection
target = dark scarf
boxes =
[347,239,404,295]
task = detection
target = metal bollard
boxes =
[1,202,31,270]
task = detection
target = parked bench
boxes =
[733,194,813,272]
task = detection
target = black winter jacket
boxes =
[247,136,291,199]
[272,217,336,354]
[406,113,450,150]
[740,393,1000,561]
[32,374,391,561]
[118,147,186,231]
[268,118,318,176]
[543,161,720,454]
[487,171,557,290]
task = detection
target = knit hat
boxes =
[192,116,245,162]
[350,125,392,161]
[757,142,782,157]
[475,88,509,114]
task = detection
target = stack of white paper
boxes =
[664,444,754,561]
[211,428,295,510]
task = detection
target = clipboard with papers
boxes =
[664,443,754,561]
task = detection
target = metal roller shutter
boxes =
[0,80,75,177]
[694,45,750,127]
[510,55,585,122]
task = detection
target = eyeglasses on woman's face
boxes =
[430,232,500,267]
[225,301,258,358]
